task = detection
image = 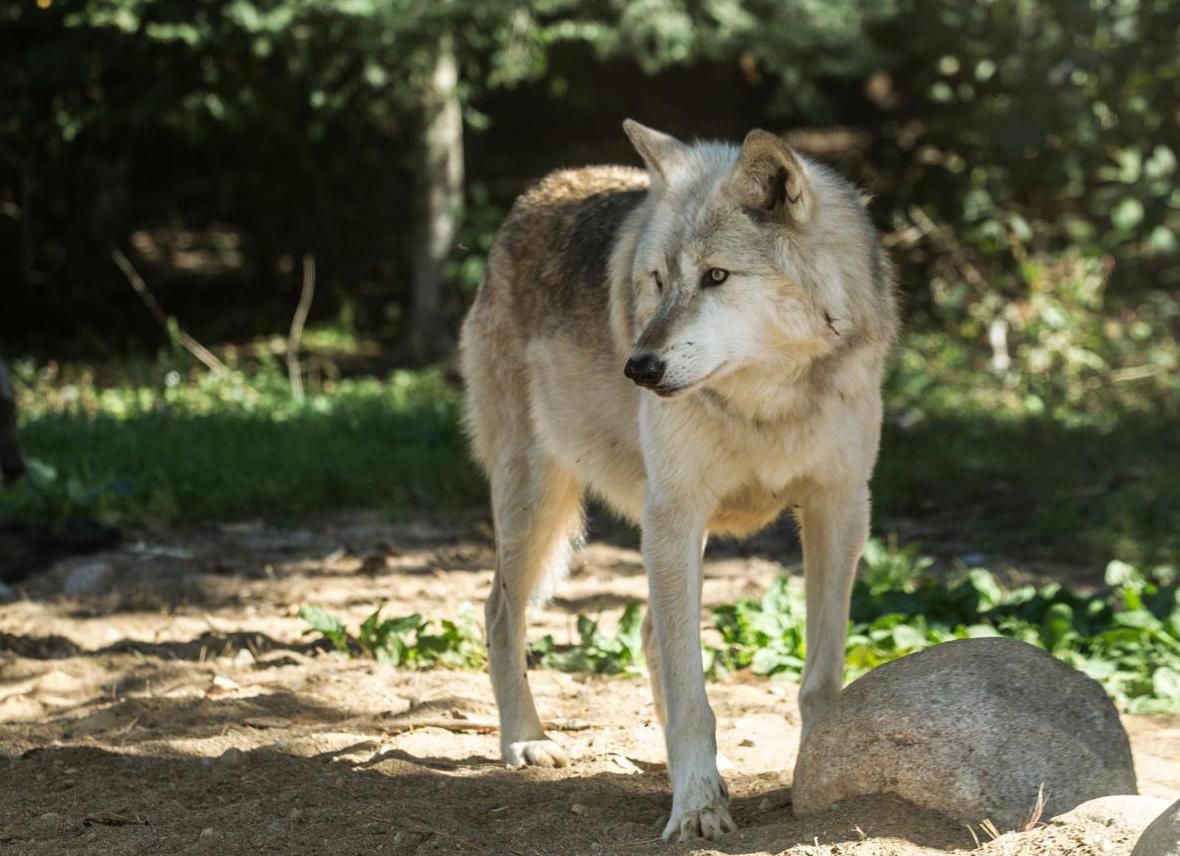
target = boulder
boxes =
[1133,799,1180,856]
[792,637,1137,829]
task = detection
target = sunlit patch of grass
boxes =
[2,362,481,525]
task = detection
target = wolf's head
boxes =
[614,120,882,398]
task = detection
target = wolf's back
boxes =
[471,166,649,335]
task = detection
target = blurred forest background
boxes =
[2,0,1179,573]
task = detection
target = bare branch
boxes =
[111,248,232,379]
[286,254,316,402]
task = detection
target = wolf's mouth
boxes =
[649,362,729,399]
[652,385,685,398]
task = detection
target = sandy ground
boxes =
[1,514,1177,855]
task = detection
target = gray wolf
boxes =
[458,120,898,842]
[0,358,25,486]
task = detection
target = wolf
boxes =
[459,120,898,842]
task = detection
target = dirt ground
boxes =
[1,514,1177,855]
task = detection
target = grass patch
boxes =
[2,362,481,526]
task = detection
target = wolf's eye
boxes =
[652,271,663,292]
[702,267,729,287]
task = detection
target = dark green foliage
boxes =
[4,0,1175,349]
[708,544,1180,713]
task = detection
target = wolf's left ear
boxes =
[622,119,686,188]
[730,130,814,224]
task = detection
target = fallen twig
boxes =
[83,812,150,827]
[378,717,603,735]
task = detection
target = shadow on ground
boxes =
[0,743,971,856]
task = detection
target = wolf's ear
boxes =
[730,130,814,224]
[622,119,686,187]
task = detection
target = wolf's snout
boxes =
[624,353,666,388]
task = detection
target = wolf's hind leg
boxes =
[486,453,582,768]
[796,483,869,737]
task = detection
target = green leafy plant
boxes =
[298,605,351,654]
[296,541,1179,714]
[707,545,1180,713]
[531,601,646,676]
[299,603,486,669]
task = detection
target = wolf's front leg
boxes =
[643,498,736,842]
[796,482,870,736]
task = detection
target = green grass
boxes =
[2,361,479,526]
[298,539,1180,714]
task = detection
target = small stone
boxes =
[216,747,244,766]
[570,803,587,816]
[0,696,44,722]
[36,670,83,695]
[610,754,640,774]
[200,827,215,838]
[207,674,240,696]
[62,559,112,595]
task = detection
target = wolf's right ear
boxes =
[622,119,686,189]
[730,130,814,225]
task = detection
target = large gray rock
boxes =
[792,637,1137,829]
[1134,799,1180,856]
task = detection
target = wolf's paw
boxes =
[503,738,568,769]
[663,803,737,843]
[662,775,736,842]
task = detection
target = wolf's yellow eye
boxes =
[702,267,729,287]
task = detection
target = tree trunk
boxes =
[411,32,464,359]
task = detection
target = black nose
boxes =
[624,353,666,388]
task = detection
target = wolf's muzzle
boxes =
[624,353,666,389]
